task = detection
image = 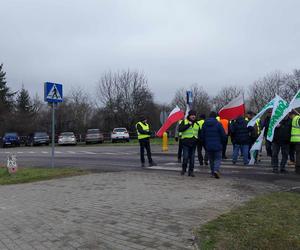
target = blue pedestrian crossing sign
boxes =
[44,82,63,103]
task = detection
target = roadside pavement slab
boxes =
[0,171,283,249]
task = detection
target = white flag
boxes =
[247,98,276,127]
[185,104,190,118]
[266,95,289,142]
[249,128,265,165]
[280,89,300,118]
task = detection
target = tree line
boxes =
[0,63,299,137]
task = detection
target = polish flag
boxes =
[156,106,185,137]
[219,94,245,120]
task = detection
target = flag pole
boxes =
[242,93,245,117]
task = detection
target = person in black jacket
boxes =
[262,110,272,157]
[230,116,252,165]
[271,115,291,173]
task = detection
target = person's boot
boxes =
[188,172,195,177]
[149,161,157,167]
[214,171,220,179]
[180,170,185,176]
[141,163,145,168]
[280,168,288,174]
[177,158,181,163]
[272,168,279,173]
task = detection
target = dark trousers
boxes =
[177,139,183,160]
[222,136,228,158]
[271,143,289,170]
[182,144,196,174]
[197,143,208,165]
[207,151,222,175]
[265,139,272,157]
[289,143,295,162]
[139,139,153,164]
[296,143,300,174]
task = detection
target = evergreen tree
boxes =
[0,63,15,111]
[0,63,15,135]
[14,86,36,134]
[16,86,33,113]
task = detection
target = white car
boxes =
[58,132,77,145]
[111,128,130,142]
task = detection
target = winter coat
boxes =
[201,118,226,152]
[230,116,252,145]
[272,118,292,145]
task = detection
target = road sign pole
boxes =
[51,102,55,168]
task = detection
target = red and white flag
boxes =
[219,94,245,120]
[156,106,185,137]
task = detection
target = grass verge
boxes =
[195,192,300,250]
[0,167,88,185]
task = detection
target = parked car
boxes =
[111,128,130,142]
[2,132,20,148]
[58,132,77,145]
[26,132,50,146]
[85,129,104,144]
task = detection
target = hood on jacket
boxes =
[204,117,219,127]
[235,116,245,124]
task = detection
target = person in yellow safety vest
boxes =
[136,116,157,168]
[197,114,208,166]
[178,110,200,177]
[289,110,300,174]
[175,120,183,163]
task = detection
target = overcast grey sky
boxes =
[1,0,300,103]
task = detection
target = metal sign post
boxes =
[51,102,55,168]
[186,90,193,112]
[44,82,63,168]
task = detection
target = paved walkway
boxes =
[0,171,281,250]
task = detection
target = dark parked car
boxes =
[26,132,50,146]
[85,129,104,144]
[2,132,20,148]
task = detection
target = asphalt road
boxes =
[0,144,181,171]
[0,144,299,189]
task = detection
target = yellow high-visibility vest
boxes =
[136,122,150,140]
[291,115,300,142]
[256,118,261,135]
[178,120,183,137]
[181,119,200,139]
[197,119,205,129]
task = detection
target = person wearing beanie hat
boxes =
[136,116,157,168]
[178,110,200,177]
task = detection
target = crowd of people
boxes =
[135,109,300,178]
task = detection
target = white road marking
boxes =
[67,151,76,154]
[81,151,97,155]
[42,151,48,154]
[165,162,179,166]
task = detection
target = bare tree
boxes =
[212,85,244,112]
[284,69,300,97]
[171,84,211,116]
[248,71,286,112]
[96,70,156,131]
